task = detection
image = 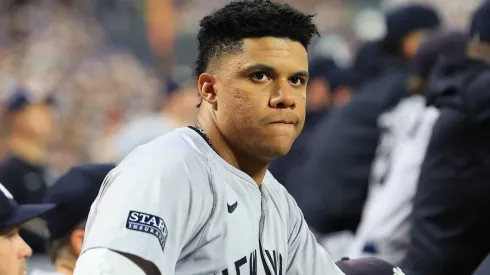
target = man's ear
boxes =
[70,228,85,256]
[198,73,217,106]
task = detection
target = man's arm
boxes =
[285,193,345,275]
[75,248,156,275]
[74,148,213,275]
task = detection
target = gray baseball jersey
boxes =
[81,127,344,275]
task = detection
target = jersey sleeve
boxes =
[285,193,345,275]
[80,148,214,275]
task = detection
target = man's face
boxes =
[20,103,55,141]
[0,227,32,275]
[212,37,308,160]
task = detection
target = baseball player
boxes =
[30,164,115,275]
[74,1,402,274]
[0,183,55,275]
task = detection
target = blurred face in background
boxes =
[402,30,428,58]
[165,83,200,126]
[306,78,331,111]
[13,102,55,142]
[0,227,32,275]
[332,86,352,107]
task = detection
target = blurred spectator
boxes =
[348,29,469,264]
[0,88,54,203]
[329,69,356,108]
[0,182,55,275]
[270,57,356,186]
[60,49,159,164]
[0,88,55,253]
[114,65,199,162]
[350,41,388,87]
[305,57,339,113]
[288,3,441,237]
[401,2,490,274]
[30,163,114,275]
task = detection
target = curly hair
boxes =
[195,0,319,77]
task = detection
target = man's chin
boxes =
[264,143,294,160]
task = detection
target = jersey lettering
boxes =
[220,250,283,275]
[126,210,168,251]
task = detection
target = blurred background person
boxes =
[0,88,55,204]
[0,182,55,275]
[31,163,114,275]
[270,56,356,187]
[286,3,441,239]
[0,88,55,254]
[401,2,490,274]
[347,29,469,264]
[114,65,199,162]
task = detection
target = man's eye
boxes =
[290,76,305,86]
[250,72,270,82]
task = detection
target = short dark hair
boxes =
[195,0,319,77]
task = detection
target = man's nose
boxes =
[19,236,33,258]
[270,86,296,109]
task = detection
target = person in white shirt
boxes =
[74,1,401,275]
[347,29,469,264]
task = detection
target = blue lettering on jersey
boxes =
[126,210,168,252]
[220,249,282,275]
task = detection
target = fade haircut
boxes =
[195,0,319,77]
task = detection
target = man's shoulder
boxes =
[122,128,208,165]
[115,128,211,188]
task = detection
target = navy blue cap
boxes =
[5,87,55,114]
[309,57,355,91]
[0,183,55,229]
[43,163,115,240]
[337,257,405,275]
[309,57,339,79]
[384,4,441,52]
[329,68,356,92]
[412,29,469,78]
[470,1,490,43]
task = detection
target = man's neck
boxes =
[162,109,188,128]
[54,259,76,275]
[7,135,47,165]
[196,115,269,186]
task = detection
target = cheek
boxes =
[0,240,17,273]
[218,87,259,129]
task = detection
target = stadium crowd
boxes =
[0,0,490,274]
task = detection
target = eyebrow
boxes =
[243,63,309,79]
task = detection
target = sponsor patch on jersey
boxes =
[126,210,168,252]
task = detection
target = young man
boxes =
[30,164,115,275]
[74,1,400,275]
[0,183,55,275]
[73,0,341,274]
